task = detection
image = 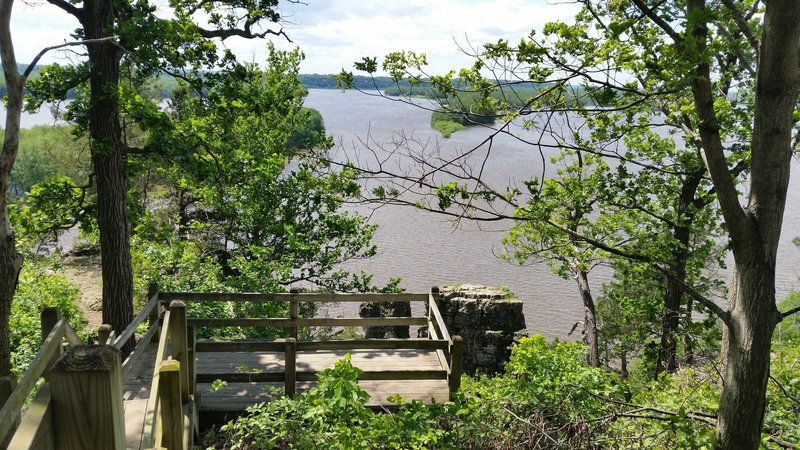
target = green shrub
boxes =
[204,332,800,449]
[11,258,85,375]
[212,355,456,449]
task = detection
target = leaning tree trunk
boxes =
[575,267,600,367]
[704,1,800,447]
[82,0,134,351]
[0,0,25,377]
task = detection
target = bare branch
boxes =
[23,37,118,79]
[197,25,292,42]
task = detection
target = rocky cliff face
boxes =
[434,285,526,375]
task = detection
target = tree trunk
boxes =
[81,0,134,351]
[716,261,780,449]
[698,1,800,447]
[575,267,600,367]
[684,297,694,365]
[657,225,689,375]
[0,0,25,377]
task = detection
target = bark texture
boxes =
[685,0,800,447]
[575,268,600,367]
[0,0,25,377]
[80,0,134,351]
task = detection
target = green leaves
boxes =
[133,45,378,297]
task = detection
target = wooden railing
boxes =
[0,308,127,450]
[140,298,194,450]
[155,287,463,401]
[0,287,463,449]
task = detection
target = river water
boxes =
[7,91,800,339]
[302,89,800,338]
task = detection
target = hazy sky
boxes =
[10,0,577,75]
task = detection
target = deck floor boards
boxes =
[196,348,450,412]
[122,344,450,448]
[122,341,158,450]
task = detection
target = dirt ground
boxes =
[61,255,104,331]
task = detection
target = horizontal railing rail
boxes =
[159,292,429,303]
[187,316,428,328]
[195,338,449,353]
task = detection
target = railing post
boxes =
[169,300,190,403]
[158,360,185,450]
[40,307,62,370]
[428,286,439,337]
[98,324,113,345]
[49,345,126,450]
[289,288,299,340]
[285,337,296,397]
[187,325,196,396]
[448,336,463,400]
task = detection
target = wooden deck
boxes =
[196,348,449,413]
[1,289,463,450]
[121,345,450,447]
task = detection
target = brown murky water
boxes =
[304,89,800,339]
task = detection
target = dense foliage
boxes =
[9,256,85,376]
[208,323,800,449]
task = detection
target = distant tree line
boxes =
[1,68,423,99]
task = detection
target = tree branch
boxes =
[687,0,751,249]
[197,25,292,42]
[781,304,800,319]
[45,0,82,19]
[631,0,684,45]
[23,37,119,79]
[720,0,760,53]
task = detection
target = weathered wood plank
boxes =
[141,311,172,450]
[157,361,183,450]
[188,317,427,328]
[428,301,451,344]
[121,321,159,380]
[7,383,54,450]
[123,399,148,450]
[297,339,448,351]
[160,292,428,303]
[196,379,449,411]
[168,301,190,402]
[195,340,285,353]
[98,324,114,346]
[49,345,126,450]
[0,320,66,443]
[197,369,446,383]
[195,338,448,353]
[449,336,464,399]
[63,325,82,347]
[284,338,296,396]
[114,293,159,350]
[195,349,444,374]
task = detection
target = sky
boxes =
[10,0,578,75]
